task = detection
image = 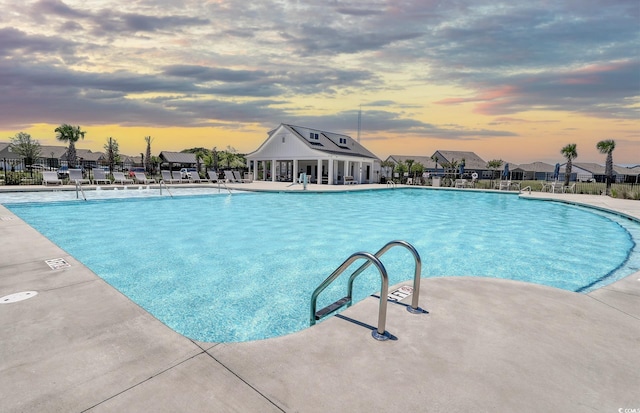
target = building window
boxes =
[282,136,286,143]
[309,132,319,140]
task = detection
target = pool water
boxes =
[3,189,638,342]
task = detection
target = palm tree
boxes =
[144,136,153,175]
[596,139,616,195]
[55,124,86,167]
[560,143,578,187]
[103,137,120,175]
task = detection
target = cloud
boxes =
[0,0,637,142]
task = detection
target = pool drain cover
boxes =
[1,291,38,304]
[45,258,71,270]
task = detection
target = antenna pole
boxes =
[357,105,362,142]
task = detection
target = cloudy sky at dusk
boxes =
[1,0,638,165]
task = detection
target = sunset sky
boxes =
[1,0,638,165]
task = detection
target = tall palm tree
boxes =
[596,139,616,195]
[55,124,86,167]
[560,143,578,187]
[103,137,120,175]
[144,136,153,174]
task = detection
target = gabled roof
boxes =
[283,124,379,160]
[39,145,68,158]
[431,150,487,170]
[159,151,197,164]
[572,162,607,174]
[385,155,438,169]
[513,162,556,173]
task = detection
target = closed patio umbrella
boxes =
[502,163,510,180]
[459,161,465,177]
[553,163,560,181]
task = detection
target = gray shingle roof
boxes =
[159,151,197,164]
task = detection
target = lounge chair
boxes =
[171,171,183,183]
[563,183,576,193]
[42,171,62,186]
[112,172,134,184]
[92,169,111,184]
[232,171,250,183]
[189,171,207,183]
[161,170,181,184]
[455,179,467,188]
[133,171,156,184]
[224,170,238,183]
[243,172,253,183]
[207,171,221,182]
[68,169,90,185]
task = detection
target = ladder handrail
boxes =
[347,240,423,314]
[75,180,86,201]
[217,179,232,194]
[159,180,173,197]
[520,185,532,194]
[386,181,396,188]
[310,252,389,337]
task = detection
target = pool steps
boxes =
[310,240,425,340]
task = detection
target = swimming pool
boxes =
[3,188,639,342]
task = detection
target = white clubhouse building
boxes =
[245,124,381,185]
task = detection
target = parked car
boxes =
[180,168,197,179]
[128,167,146,178]
[57,166,69,179]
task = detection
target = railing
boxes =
[520,185,532,194]
[217,180,232,194]
[386,181,396,189]
[75,181,86,201]
[347,240,423,314]
[310,240,424,341]
[159,180,173,197]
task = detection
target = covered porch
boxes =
[248,157,377,185]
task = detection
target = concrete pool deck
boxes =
[0,183,638,412]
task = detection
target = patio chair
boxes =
[243,172,253,183]
[455,179,467,188]
[69,169,90,185]
[42,171,62,186]
[161,170,181,183]
[563,183,576,193]
[133,171,156,184]
[112,172,134,184]
[92,169,111,184]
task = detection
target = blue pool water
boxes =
[3,188,639,342]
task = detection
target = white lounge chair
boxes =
[68,169,90,185]
[42,171,62,186]
[563,183,576,193]
[189,171,207,183]
[243,172,253,183]
[112,172,133,184]
[207,171,221,182]
[133,171,155,184]
[92,169,111,184]
[161,170,181,183]
[232,171,250,183]
[171,171,183,183]
[224,170,238,183]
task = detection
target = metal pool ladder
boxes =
[310,240,424,341]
